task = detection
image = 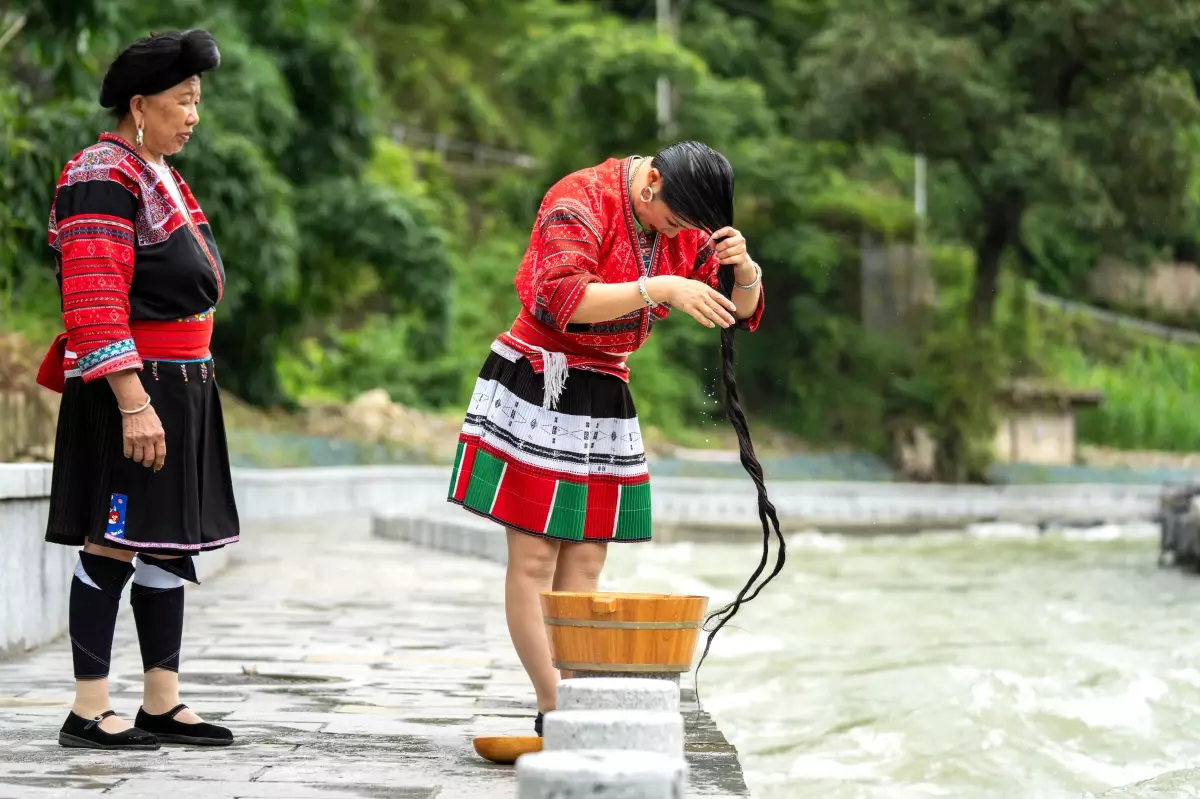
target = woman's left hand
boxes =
[707,227,750,265]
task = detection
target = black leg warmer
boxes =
[70,552,135,680]
[130,555,188,673]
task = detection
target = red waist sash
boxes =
[129,314,214,361]
[506,309,628,368]
[36,312,214,393]
[495,310,631,409]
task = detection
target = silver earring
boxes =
[640,185,654,203]
[136,126,144,147]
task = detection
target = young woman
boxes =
[37,29,238,750]
[446,141,764,734]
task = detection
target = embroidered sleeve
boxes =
[52,175,142,382]
[691,245,764,333]
[526,207,603,331]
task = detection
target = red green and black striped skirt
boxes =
[447,349,651,543]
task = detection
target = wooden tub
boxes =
[540,591,709,675]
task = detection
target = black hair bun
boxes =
[99,29,220,110]
[178,29,220,74]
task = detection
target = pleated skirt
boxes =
[45,357,240,553]
[447,351,652,543]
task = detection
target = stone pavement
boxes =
[0,519,748,798]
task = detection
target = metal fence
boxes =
[1030,290,1200,346]
[390,125,539,170]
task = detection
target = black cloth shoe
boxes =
[135,704,233,746]
[534,711,544,737]
[59,710,160,750]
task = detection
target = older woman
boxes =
[36,29,237,750]
[446,141,764,735]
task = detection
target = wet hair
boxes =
[652,142,787,693]
[100,29,220,118]
[652,141,735,234]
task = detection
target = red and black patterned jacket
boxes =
[37,133,224,391]
[500,156,764,381]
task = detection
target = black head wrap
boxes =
[99,29,220,115]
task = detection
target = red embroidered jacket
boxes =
[502,156,763,381]
[37,133,225,391]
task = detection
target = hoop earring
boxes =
[639,185,655,203]
[136,125,144,147]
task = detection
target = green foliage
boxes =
[355,0,533,146]
[6,0,1200,477]
[797,0,1200,322]
[278,313,455,408]
[1052,344,1200,453]
[1020,205,1099,296]
[804,183,917,241]
[1028,297,1200,454]
[263,26,377,181]
[2,0,452,406]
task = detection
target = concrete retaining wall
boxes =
[3,461,1165,658]
[232,464,1164,530]
[230,465,450,521]
[236,466,1164,530]
[1,465,73,661]
[0,464,238,659]
[0,464,451,659]
[373,509,508,565]
[648,476,1161,531]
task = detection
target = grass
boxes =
[1046,342,1200,452]
[1033,296,1200,453]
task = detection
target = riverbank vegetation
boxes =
[4,0,1200,480]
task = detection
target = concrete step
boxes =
[517,749,688,798]
[558,677,680,713]
[543,709,684,757]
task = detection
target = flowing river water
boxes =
[604,523,1200,798]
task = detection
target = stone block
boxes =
[543,709,684,757]
[573,670,682,685]
[517,750,687,799]
[558,677,680,713]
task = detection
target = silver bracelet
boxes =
[637,275,659,307]
[119,395,152,415]
[735,261,762,291]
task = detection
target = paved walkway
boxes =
[0,519,747,798]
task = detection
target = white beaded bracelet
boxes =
[735,261,762,291]
[637,275,660,307]
[119,396,152,415]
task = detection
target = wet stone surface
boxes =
[0,519,747,798]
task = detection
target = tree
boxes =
[798,0,1200,325]
[0,0,451,406]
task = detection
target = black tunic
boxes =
[42,133,239,553]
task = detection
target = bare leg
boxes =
[142,670,202,723]
[75,542,136,733]
[505,529,561,713]
[551,541,608,679]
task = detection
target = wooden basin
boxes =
[541,591,709,674]
[472,735,543,764]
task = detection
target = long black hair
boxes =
[652,141,787,691]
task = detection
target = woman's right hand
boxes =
[122,404,166,471]
[647,275,737,329]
